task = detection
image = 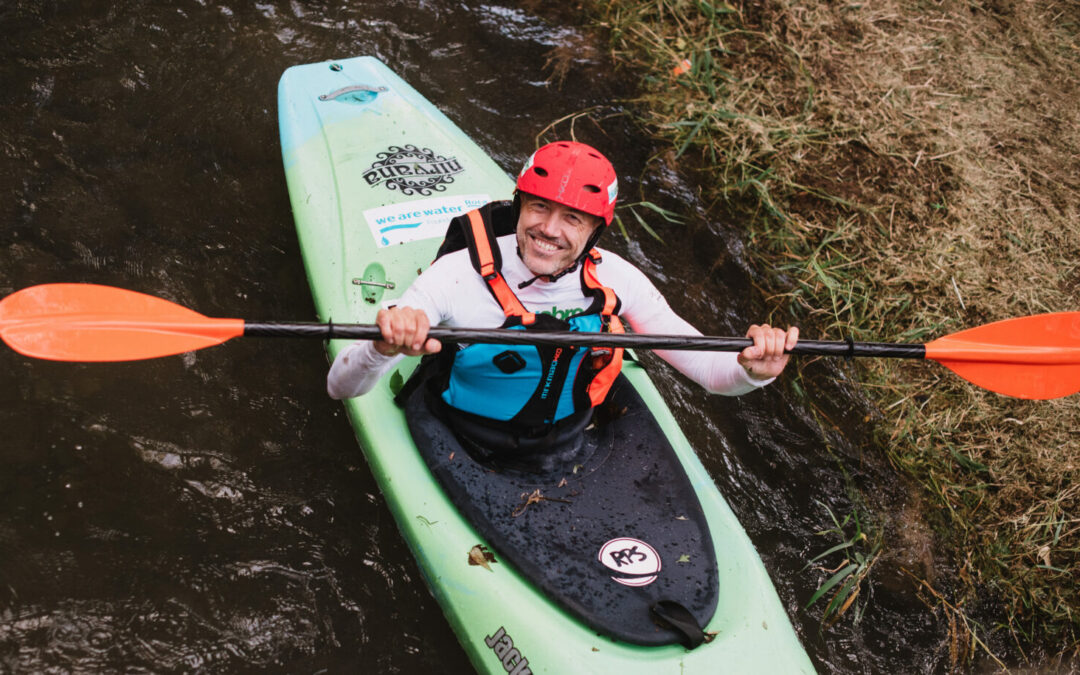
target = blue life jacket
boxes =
[432,201,625,431]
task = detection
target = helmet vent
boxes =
[582,184,601,193]
[533,167,549,177]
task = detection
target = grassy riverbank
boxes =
[579,0,1080,666]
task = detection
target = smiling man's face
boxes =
[515,193,602,278]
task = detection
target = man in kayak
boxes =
[328,141,797,451]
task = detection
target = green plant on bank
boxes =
[613,200,684,242]
[582,0,1080,666]
[804,501,882,626]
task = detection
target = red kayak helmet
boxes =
[516,141,618,225]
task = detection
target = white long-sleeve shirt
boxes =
[327,235,772,399]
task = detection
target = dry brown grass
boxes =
[585,0,1080,663]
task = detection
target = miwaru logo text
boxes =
[363,144,464,196]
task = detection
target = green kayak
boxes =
[278,55,814,674]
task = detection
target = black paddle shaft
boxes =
[243,322,927,359]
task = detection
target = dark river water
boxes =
[1,1,950,672]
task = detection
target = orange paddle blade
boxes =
[924,312,1080,399]
[0,284,245,362]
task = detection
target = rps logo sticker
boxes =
[598,537,661,587]
[363,144,464,196]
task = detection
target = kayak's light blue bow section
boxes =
[279,55,512,322]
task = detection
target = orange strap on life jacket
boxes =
[466,209,536,325]
[581,252,625,406]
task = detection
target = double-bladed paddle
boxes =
[1,283,1078,399]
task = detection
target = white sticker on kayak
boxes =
[364,193,491,247]
[598,537,661,587]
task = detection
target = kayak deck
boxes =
[405,373,719,647]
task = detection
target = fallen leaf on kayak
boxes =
[512,489,544,517]
[557,477,568,488]
[512,488,573,517]
[468,544,496,571]
[388,370,404,396]
[677,554,691,563]
[675,515,688,521]
[448,452,455,461]
[704,631,718,644]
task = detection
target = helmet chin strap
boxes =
[516,225,604,290]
